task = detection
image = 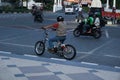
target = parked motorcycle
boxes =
[73,22,101,39]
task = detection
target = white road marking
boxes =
[51,58,66,61]
[0,51,11,54]
[77,40,114,59]
[18,25,37,30]
[24,54,38,57]
[105,55,120,59]
[0,50,119,69]
[105,29,109,38]
[115,66,120,69]
[0,41,34,48]
[89,40,113,53]
[77,51,90,54]
[81,61,99,66]
[76,55,89,60]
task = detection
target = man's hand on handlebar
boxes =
[41,26,55,31]
[41,27,46,30]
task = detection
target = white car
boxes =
[64,5,75,14]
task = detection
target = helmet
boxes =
[94,12,100,17]
[57,16,64,22]
[89,12,94,17]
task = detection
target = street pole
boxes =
[113,0,116,8]
[106,0,109,9]
[112,0,116,24]
[112,0,116,12]
[53,0,57,12]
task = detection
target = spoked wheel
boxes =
[63,44,76,60]
[34,41,45,55]
[93,30,101,39]
[73,29,81,37]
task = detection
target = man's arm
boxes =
[43,24,53,29]
[43,23,59,29]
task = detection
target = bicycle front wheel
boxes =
[34,41,45,55]
[63,44,76,60]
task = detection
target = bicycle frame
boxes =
[35,28,76,60]
[42,29,64,48]
[42,29,49,44]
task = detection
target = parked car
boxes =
[64,5,75,14]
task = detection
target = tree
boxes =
[33,0,44,2]
[4,0,20,7]
[101,0,120,9]
[101,0,106,4]
[116,0,120,9]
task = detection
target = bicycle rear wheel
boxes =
[34,41,45,55]
[63,44,76,60]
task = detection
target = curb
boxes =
[0,11,52,14]
[0,12,31,14]
[0,51,120,72]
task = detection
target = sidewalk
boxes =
[0,52,120,80]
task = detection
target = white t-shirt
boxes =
[94,17,100,26]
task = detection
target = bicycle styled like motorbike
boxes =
[34,28,76,60]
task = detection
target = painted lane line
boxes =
[25,72,54,77]
[80,40,113,59]
[24,54,38,57]
[75,54,90,60]
[89,40,113,54]
[81,61,99,66]
[77,51,91,54]
[115,66,120,69]
[51,58,66,61]
[0,42,34,48]
[105,55,120,59]
[105,29,109,38]
[18,25,37,30]
[0,51,11,54]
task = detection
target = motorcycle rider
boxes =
[42,16,67,52]
[34,7,43,22]
[94,13,100,28]
[85,13,94,33]
[31,4,37,16]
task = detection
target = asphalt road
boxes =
[0,12,120,68]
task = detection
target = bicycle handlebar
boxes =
[40,27,48,36]
[41,27,46,30]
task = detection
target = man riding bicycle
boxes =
[42,16,67,51]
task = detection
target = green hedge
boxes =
[44,2,53,11]
[0,6,30,13]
